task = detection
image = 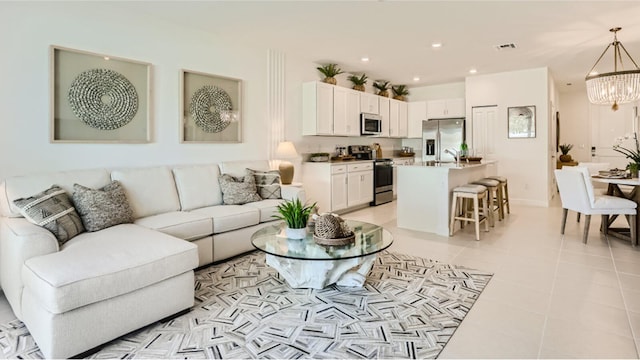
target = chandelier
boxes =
[585,27,640,111]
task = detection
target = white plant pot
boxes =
[285,227,307,240]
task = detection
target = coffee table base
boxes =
[265,253,377,289]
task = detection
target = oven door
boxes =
[374,163,393,192]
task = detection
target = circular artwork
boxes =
[189,85,233,133]
[68,69,139,130]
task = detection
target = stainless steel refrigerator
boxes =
[422,118,465,162]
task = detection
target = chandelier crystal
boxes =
[585,27,640,111]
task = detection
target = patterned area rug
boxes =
[0,251,492,359]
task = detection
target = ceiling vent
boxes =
[494,43,517,51]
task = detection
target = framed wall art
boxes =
[507,105,536,138]
[180,69,242,143]
[50,46,151,143]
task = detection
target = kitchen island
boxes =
[396,161,497,236]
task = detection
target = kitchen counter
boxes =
[306,159,373,164]
[396,160,498,236]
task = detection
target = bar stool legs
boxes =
[450,184,489,241]
[489,176,510,216]
[472,178,501,226]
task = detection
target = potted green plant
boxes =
[373,80,391,97]
[273,198,317,239]
[348,73,368,92]
[392,84,409,101]
[559,143,573,162]
[629,162,639,178]
[316,64,343,85]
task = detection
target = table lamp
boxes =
[276,141,298,185]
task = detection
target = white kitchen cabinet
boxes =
[378,97,390,137]
[360,92,379,114]
[389,99,408,138]
[333,86,360,136]
[302,81,334,135]
[407,101,426,138]
[302,162,373,213]
[426,98,465,119]
[347,163,374,207]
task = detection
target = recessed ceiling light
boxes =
[104,56,110,61]
[469,68,477,74]
[413,76,420,81]
[361,57,369,62]
[431,42,442,48]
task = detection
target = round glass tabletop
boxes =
[251,219,393,261]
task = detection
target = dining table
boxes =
[591,175,640,246]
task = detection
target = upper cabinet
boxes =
[426,98,465,119]
[378,97,391,137]
[407,101,426,138]
[302,81,334,135]
[389,99,408,138]
[360,93,380,115]
[333,86,360,136]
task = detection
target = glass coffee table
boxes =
[251,220,393,289]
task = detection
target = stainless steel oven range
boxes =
[372,158,393,206]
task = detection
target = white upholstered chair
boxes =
[554,166,637,245]
[577,162,610,195]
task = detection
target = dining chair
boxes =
[554,166,637,245]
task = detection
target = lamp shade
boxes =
[276,141,298,159]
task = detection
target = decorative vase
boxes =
[323,77,337,85]
[378,90,389,97]
[393,95,405,101]
[631,164,639,178]
[285,227,307,240]
[353,85,365,92]
[559,154,572,162]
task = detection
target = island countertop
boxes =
[396,160,498,236]
[408,160,497,169]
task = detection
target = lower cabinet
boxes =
[303,162,373,213]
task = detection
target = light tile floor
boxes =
[1,199,639,358]
[342,199,640,359]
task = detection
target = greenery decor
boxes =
[614,133,640,163]
[348,74,368,92]
[373,80,391,97]
[317,64,343,85]
[559,143,573,162]
[392,84,409,101]
[273,198,317,229]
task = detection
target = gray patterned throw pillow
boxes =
[247,168,282,199]
[218,174,262,205]
[13,185,85,246]
[72,180,134,232]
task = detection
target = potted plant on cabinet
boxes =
[273,198,317,239]
[348,74,368,92]
[392,84,409,101]
[559,143,573,162]
[373,80,391,97]
[316,64,343,85]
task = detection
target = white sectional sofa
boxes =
[0,160,304,358]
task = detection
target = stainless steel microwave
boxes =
[361,113,382,135]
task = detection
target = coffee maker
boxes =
[348,145,373,160]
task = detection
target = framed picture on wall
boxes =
[507,105,536,138]
[180,69,242,143]
[50,46,151,143]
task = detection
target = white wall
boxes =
[466,67,550,206]
[558,91,591,162]
[407,82,465,102]
[0,3,275,180]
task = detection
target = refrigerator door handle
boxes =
[436,128,441,161]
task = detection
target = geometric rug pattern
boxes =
[0,251,492,359]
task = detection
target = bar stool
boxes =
[472,178,502,226]
[488,175,510,217]
[450,184,489,241]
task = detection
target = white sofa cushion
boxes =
[220,160,271,177]
[191,205,259,234]
[21,224,198,314]
[135,211,213,241]
[0,169,111,217]
[243,199,283,223]
[111,167,181,219]
[172,165,223,210]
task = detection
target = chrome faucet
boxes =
[444,148,460,165]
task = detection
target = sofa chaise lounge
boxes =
[0,160,304,358]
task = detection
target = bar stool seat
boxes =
[450,184,489,241]
[488,175,510,216]
[472,178,502,226]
